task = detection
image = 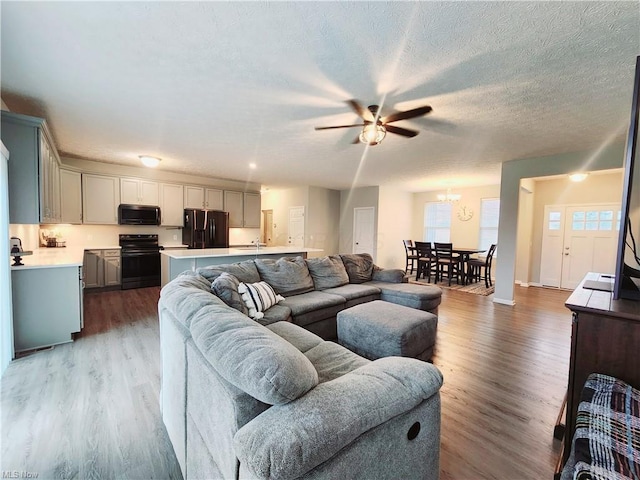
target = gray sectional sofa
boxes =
[158,253,444,479]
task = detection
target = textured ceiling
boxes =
[1,2,638,192]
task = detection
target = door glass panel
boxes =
[572,222,584,230]
[585,221,598,230]
[549,211,561,221]
[586,211,598,221]
[549,221,561,230]
[599,221,613,230]
[617,211,621,230]
[573,211,585,221]
[600,211,613,221]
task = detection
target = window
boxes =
[479,198,500,251]
[424,202,451,242]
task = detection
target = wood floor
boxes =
[0,285,572,479]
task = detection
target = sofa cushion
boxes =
[190,304,319,405]
[280,291,346,327]
[238,281,285,320]
[254,256,315,297]
[365,281,442,312]
[160,271,223,329]
[257,304,292,326]
[340,253,375,284]
[323,283,381,302]
[305,255,349,290]
[372,267,407,283]
[303,341,369,384]
[211,272,249,316]
[267,321,324,353]
[196,260,260,284]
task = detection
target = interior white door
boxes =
[560,205,620,289]
[263,210,274,246]
[288,206,305,247]
[353,207,375,255]
[539,206,566,287]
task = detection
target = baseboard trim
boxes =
[493,297,516,306]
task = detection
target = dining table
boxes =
[452,247,486,285]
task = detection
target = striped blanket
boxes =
[571,373,640,480]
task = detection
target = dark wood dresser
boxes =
[562,272,640,465]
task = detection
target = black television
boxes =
[613,55,640,300]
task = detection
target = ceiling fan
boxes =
[314,99,432,146]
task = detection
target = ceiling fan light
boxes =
[359,124,386,145]
[569,172,589,182]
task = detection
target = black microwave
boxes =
[118,204,161,225]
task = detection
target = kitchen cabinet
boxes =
[82,174,120,224]
[224,190,244,227]
[243,192,261,228]
[224,190,261,228]
[1,111,62,224]
[184,185,224,210]
[60,169,82,224]
[83,249,121,289]
[160,183,184,226]
[121,177,159,206]
[11,265,83,352]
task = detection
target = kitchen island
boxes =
[160,246,323,286]
[10,247,86,353]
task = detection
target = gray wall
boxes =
[307,187,340,256]
[495,142,625,304]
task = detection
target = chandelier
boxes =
[437,189,461,203]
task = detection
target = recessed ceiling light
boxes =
[569,172,589,182]
[249,163,257,169]
[139,155,161,168]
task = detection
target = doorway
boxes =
[288,206,305,247]
[539,203,620,289]
[353,207,375,255]
[262,209,274,246]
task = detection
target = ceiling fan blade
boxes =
[346,100,371,120]
[385,125,419,138]
[315,124,365,131]
[383,105,432,124]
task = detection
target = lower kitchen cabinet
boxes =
[11,265,83,352]
[84,249,121,289]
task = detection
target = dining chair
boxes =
[403,240,419,274]
[414,241,436,282]
[467,244,497,288]
[433,242,462,286]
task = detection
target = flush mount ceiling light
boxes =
[569,172,589,182]
[139,155,161,168]
[437,188,461,203]
[359,124,387,145]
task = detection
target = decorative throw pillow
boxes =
[211,272,249,316]
[340,253,375,284]
[305,255,349,290]
[254,256,315,297]
[238,281,285,320]
[196,260,261,284]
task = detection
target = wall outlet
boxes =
[173,234,177,241]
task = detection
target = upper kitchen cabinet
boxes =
[1,111,62,224]
[160,183,184,226]
[184,185,224,210]
[224,190,261,228]
[60,169,82,224]
[243,192,261,228]
[121,177,159,206]
[82,173,120,224]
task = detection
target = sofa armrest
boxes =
[233,357,443,480]
[372,267,407,283]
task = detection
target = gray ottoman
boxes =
[337,300,438,361]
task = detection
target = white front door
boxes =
[353,207,375,255]
[288,206,305,247]
[539,204,620,289]
[560,205,620,289]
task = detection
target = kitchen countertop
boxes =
[10,247,86,270]
[161,246,323,259]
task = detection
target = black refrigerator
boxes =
[183,209,229,249]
